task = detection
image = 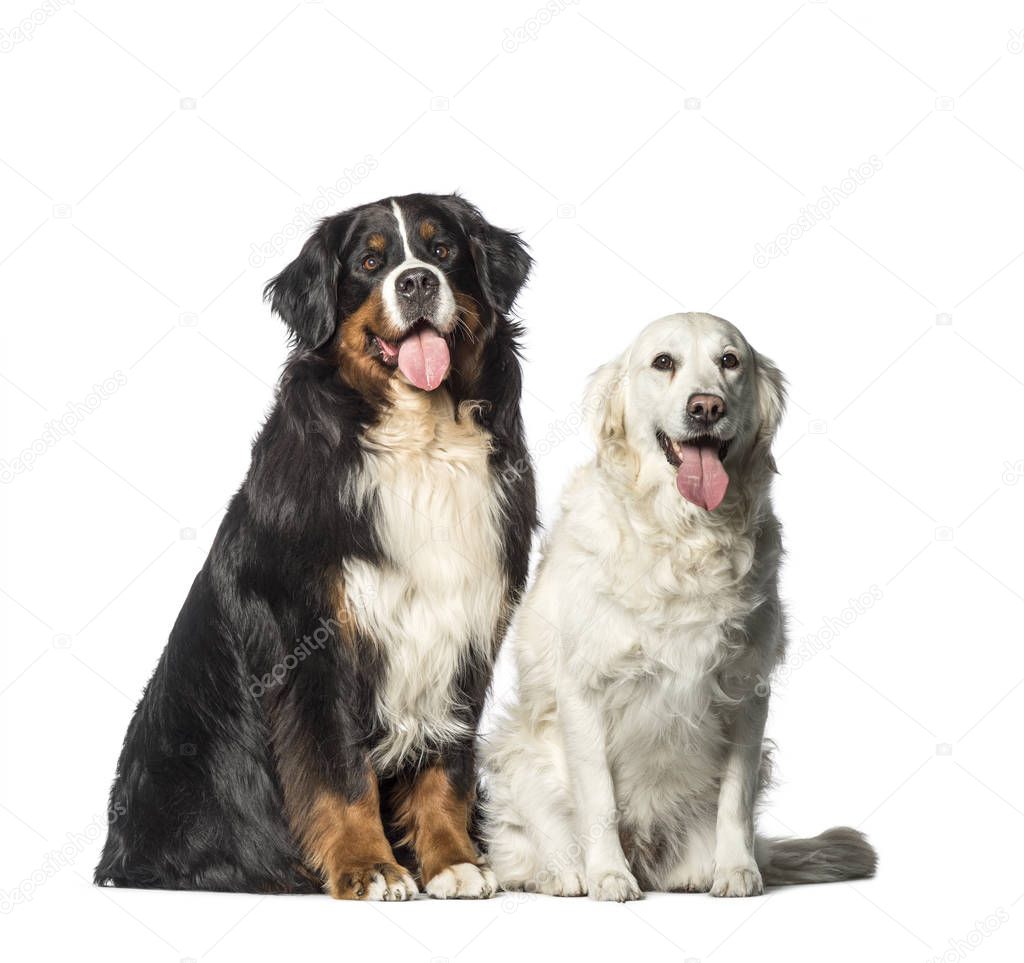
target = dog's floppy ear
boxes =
[264,220,340,348]
[584,351,629,454]
[754,352,787,464]
[443,194,532,315]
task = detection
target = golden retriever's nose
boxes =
[687,393,726,426]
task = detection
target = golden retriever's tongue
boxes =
[397,327,450,391]
[675,442,729,511]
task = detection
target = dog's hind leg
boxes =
[662,817,716,893]
[482,732,585,895]
[487,806,585,895]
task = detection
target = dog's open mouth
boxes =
[657,431,732,511]
[370,320,451,392]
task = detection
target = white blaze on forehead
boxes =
[390,200,414,259]
[382,199,457,334]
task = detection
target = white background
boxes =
[2,1,1023,961]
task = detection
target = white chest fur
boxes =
[533,471,764,812]
[342,385,506,769]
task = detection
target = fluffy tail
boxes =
[756,827,877,885]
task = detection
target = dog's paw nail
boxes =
[331,863,418,901]
[588,869,642,902]
[710,865,764,898]
[669,873,712,893]
[533,869,587,896]
[387,871,418,901]
[426,862,498,899]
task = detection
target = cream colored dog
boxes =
[482,313,876,900]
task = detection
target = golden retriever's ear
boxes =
[584,352,628,454]
[754,353,787,467]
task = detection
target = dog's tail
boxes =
[756,827,877,885]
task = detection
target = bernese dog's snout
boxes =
[396,266,439,300]
[394,264,442,325]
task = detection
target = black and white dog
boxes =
[96,193,535,900]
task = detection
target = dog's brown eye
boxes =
[433,243,450,260]
[361,255,380,272]
[652,353,674,371]
[721,352,739,369]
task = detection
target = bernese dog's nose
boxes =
[396,267,439,300]
[687,393,726,426]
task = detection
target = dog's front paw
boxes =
[533,868,587,897]
[710,862,764,898]
[329,861,419,901]
[425,862,498,899]
[668,869,713,893]
[588,868,642,902]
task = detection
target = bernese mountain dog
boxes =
[95,193,536,900]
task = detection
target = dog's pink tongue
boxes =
[675,443,729,511]
[397,327,450,391]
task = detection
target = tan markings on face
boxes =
[418,221,436,242]
[367,233,386,253]
[337,287,483,408]
[448,291,486,394]
[302,773,406,899]
[394,765,478,885]
[336,289,397,403]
